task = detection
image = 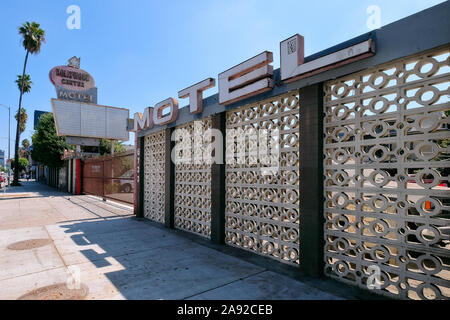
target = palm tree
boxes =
[14,74,31,136]
[14,107,28,134]
[21,138,31,163]
[15,74,32,94]
[22,139,30,150]
[12,22,45,186]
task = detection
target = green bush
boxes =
[10,157,29,172]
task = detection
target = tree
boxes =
[20,138,31,158]
[15,74,32,94]
[31,113,71,168]
[99,139,126,155]
[10,157,29,172]
[22,138,30,150]
[14,107,27,134]
[12,21,46,186]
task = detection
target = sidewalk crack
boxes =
[181,269,268,300]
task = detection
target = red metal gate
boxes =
[82,151,135,204]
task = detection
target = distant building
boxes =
[0,149,5,167]
[34,110,51,129]
[123,145,135,151]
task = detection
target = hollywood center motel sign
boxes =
[131,34,374,132]
[50,56,129,144]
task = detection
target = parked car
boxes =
[118,170,134,193]
[0,173,6,188]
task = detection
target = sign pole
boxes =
[8,106,10,188]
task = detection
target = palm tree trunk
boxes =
[12,50,29,185]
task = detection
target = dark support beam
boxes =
[299,83,325,277]
[210,112,226,244]
[165,128,175,228]
[136,136,145,218]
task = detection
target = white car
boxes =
[118,170,134,193]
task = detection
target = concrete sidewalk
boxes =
[0,181,355,300]
[0,179,63,200]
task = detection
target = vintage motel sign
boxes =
[49,57,130,142]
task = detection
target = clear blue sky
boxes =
[0,0,446,158]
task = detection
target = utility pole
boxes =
[0,104,11,188]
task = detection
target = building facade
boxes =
[132,3,450,300]
[0,149,5,167]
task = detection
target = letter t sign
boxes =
[280,34,305,81]
[218,51,274,105]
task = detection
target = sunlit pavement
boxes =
[0,181,351,300]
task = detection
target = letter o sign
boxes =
[153,98,179,125]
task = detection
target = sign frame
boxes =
[51,98,130,141]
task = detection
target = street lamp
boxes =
[0,104,11,187]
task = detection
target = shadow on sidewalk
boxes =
[55,217,379,300]
[57,217,276,299]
